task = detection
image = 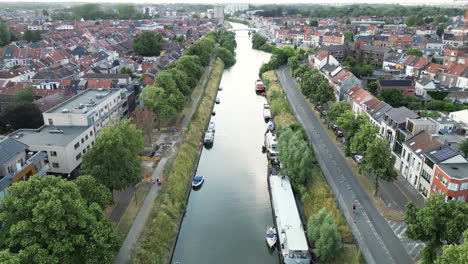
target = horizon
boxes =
[0,0,467,6]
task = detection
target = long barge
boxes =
[269,174,312,264]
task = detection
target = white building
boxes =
[9,88,131,176]
[213,6,224,21]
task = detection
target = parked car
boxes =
[331,124,339,131]
[208,121,215,132]
[335,130,344,138]
[215,98,220,104]
[352,153,364,165]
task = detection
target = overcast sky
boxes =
[1,0,466,5]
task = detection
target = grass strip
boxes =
[131,58,224,264]
[262,70,363,264]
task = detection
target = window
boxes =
[48,118,53,125]
[74,142,80,149]
[85,135,88,140]
[90,131,93,136]
[448,182,459,191]
[91,141,95,145]
[457,196,466,202]
[417,162,421,171]
[83,149,86,154]
[461,182,468,190]
[402,149,406,159]
[432,184,436,191]
[81,138,84,144]
[441,177,447,186]
[52,163,59,168]
[76,153,82,160]
[435,170,439,179]
[50,151,57,157]
[421,170,432,183]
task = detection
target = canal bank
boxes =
[129,58,225,264]
[171,23,280,264]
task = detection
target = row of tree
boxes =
[142,29,236,124]
[52,4,150,21]
[327,101,397,195]
[341,56,374,78]
[277,126,342,261]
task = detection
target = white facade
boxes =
[213,6,224,20]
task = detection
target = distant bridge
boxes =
[227,28,259,32]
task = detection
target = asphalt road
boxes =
[276,66,413,264]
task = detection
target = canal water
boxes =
[172,23,279,264]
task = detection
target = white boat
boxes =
[263,104,272,120]
[267,120,275,132]
[192,176,204,187]
[266,225,277,248]
[208,121,215,132]
[204,130,214,144]
[265,131,279,162]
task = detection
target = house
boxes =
[405,57,428,78]
[415,26,437,36]
[382,53,407,72]
[379,107,418,161]
[399,131,444,189]
[365,101,393,129]
[359,45,392,68]
[308,51,339,70]
[81,73,131,88]
[431,162,468,202]
[424,37,444,56]
[0,136,49,200]
[420,145,466,199]
[330,69,362,101]
[377,79,415,96]
[344,86,380,115]
[415,78,436,102]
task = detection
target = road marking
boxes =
[397,227,407,238]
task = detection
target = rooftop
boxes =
[425,145,459,163]
[10,125,90,147]
[0,136,29,165]
[438,163,468,180]
[45,88,122,114]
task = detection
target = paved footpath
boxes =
[277,66,413,264]
[113,56,216,264]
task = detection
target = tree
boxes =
[459,139,468,158]
[252,33,268,49]
[273,46,296,65]
[167,68,191,96]
[278,127,314,188]
[185,36,215,66]
[343,30,353,41]
[167,55,202,88]
[14,84,36,102]
[367,81,378,94]
[336,110,367,156]
[309,20,318,27]
[0,175,121,264]
[405,193,468,264]
[132,31,162,56]
[287,56,300,72]
[436,26,444,38]
[215,47,236,67]
[326,101,350,124]
[22,30,42,42]
[0,103,43,131]
[307,208,341,262]
[0,22,12,46]
[130,109,156,144]
[293,64,309,78]
[81,120,144,192]
[360,137,397,195]
[74,175,113,209]
[351,121,379,154]
[378,88,404,107]
[435,230,468,264]
[119,66,135,78]
[176,35,185,43]
[141,85,178,123]
[406,48,423,57]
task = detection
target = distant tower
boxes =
[213,6,224,21]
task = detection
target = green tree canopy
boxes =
[215,47,236,68]
[167,55,203,88]
[81,120,144,192]
[278,127,314,188]
[22,30,42,43]
[326,101,350,124]
[406,48,423,57]
[74,175,113,209]
[360,137,397,195]
[0,103,44,131]
[287,56,300,72]
[343,31,353,41]
[377,88,404,107]
[367,81,378,94]
[301,68,334,105]
[336,110,367,155]
[141,85,178,122]
[307,208,341,262]
[0,175,121,264]
[14,85,36,103]
[459,139,468,158]
[119,66,135,78]
[184,36,215,66]
[435,230,468,264]
[0,22,12,46]
[252,33,268,49]
[350,120,379,154]
[293,64,309,78]
[405,193,468,264]
[132,31,162,57]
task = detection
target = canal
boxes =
[172,23,280,264]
